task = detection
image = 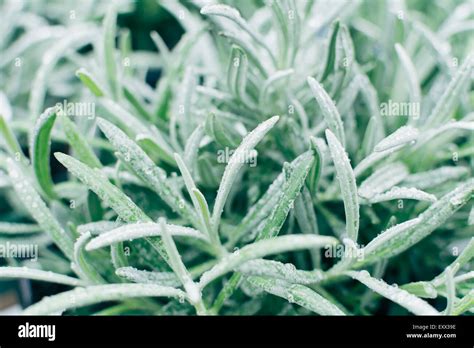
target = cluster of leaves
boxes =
[0,0,473,315]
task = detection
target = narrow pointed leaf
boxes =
[346,270,439,315]
[86,222,205,251]
[6,158,74,258]
[247,276,345,315]
[199,235,337,287]
[212,116,279,234]
[30,107,57,199]
[59,114,102,168]
[0,267,84,286]
[325,129,359,241]
[308,77,345,146]
[23,284,185,315]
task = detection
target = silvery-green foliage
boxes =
[0,0,472,316]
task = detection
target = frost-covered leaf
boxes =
[116,267,180,286]
[325,129,359,241]
[402,166,469,190]
[256,150,314,240]
[247,276,345,315]
[238,259,324,285]
[212,115,279,235]
[6,158,74,258]
[0,267,84,286]
[199,235,337,287]
[96,118,198,226]
[424,53,473,127]
[86,222,206,251]
[365,186,437,204]
[55,152,149,223]
[24,284,185,315]
[373,126,419,153]
[346,270,439,315]
[357,179,474,266]
[394,43,421,104]
[0,222,41,234]
[358,163,408,199]
[308,77,345,146]
[103,4,120,100]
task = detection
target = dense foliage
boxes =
[0,0,473,315]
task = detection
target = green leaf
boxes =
[452,290,474,315]
[30,107,57,199]
[325,129,359,242]
[59,114,102,168]
[0,114,27,163]
[73,232,105,284]
[401,281,438,299]
[205,112,241,148]
[75,68,105,97]
[135,133,176,166]
[432,237,474,286]
[307,136,323,194]
[227,46,251,106]
[321,20,340,81]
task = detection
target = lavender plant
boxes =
[0,0,473,316]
